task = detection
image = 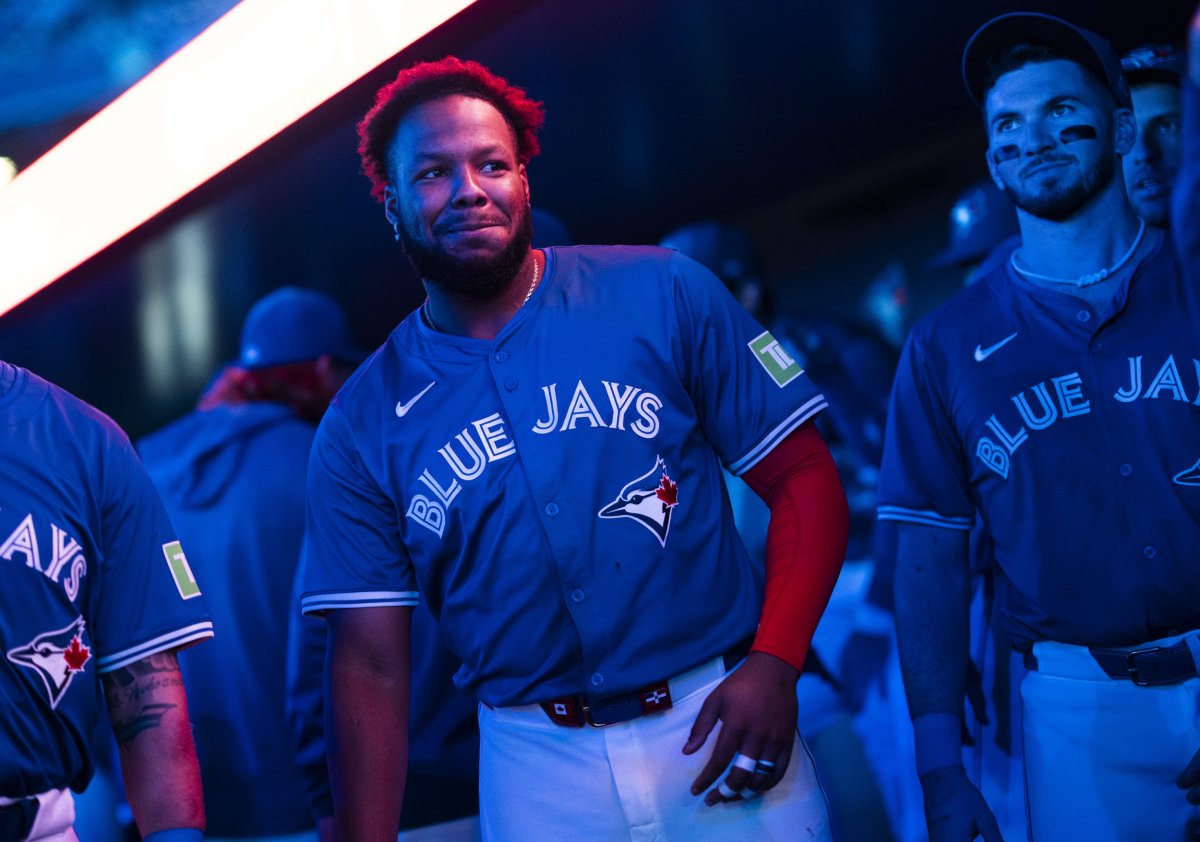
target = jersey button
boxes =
[570,588,587,603]
[1142,545,1157,559]
[590,673,605,688]
[1076,310,1090,323]
[1119,463,1133,477]
[494,350,510,363]
[504,377,518,391]
[545,502,559,516]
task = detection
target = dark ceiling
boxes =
[0,0,1194,438]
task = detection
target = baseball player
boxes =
[0,360,212,841]
[1121,43,1184,229]
[138,288,360,840]
[878,12,1200,842]
[300,57,849,839]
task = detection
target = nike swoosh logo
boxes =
[974,333,1018,362]
[395,382,435,417]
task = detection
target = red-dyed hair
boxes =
[357,56,545,202]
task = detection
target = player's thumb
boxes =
[682,693,720,754]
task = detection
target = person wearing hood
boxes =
[138,287,361,840]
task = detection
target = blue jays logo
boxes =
[7,617,91,709]
[598,456,680,547]
[1175,458,1200,486]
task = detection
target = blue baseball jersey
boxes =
[877,230,1200,648]
[301,246,826,706]
[0,361,213,797]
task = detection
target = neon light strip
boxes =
[0,0,477,317]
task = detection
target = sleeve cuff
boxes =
[876,505,973,530]
[300,590,420,615]
[727,395,827,476]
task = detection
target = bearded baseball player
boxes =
[878,12,1200,842]
[0,361,213,841]
[299,57,849,839]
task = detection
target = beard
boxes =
[399,205,534,300]
[1001,148,1116,222]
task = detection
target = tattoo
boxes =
[103,651,184,747]
[111,702,177,744]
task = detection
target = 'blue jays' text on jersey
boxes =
[301,246,826,706]
[0,362,213,797]
[877,230,1200,649]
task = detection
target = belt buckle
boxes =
[581,681,674,727]
[1125,646,1164,686]
[581,694,641,727]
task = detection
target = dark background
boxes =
[0,0,1194,438]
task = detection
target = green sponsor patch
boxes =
[162,541,201,599]
[749,331,803,387]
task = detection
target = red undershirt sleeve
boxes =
[739,421,849,671]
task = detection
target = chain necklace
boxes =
[1010,219,1146,287]
[421,254,540,333]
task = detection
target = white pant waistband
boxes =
[1030,630,1200,681]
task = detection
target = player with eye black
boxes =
[878,12,1200,842]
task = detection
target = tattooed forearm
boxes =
[103,651,186,748]
[111,702,177,744]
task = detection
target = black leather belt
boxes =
[0,797,39,840]
[1089,640,1199,686]
[540,635,755,728]
[1023,639,1198,686]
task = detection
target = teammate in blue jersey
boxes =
[300,57,850,839]
[878,12,1200,842]
[138,287,360,840]
[0,360,212,841]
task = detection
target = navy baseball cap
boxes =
[1122,43,1184,87]
[238,287,364,369]
[927,180,1020,270]
[963,12,1131,110]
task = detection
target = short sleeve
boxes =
[91,431,213,672]
[300,404,419,614]
[669,252,826,475]
[876,331,975,530]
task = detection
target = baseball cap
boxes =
[1122,43,1183,87]
[926,180,1020,270]
[238,287,364,369]
[962,12,1131,110]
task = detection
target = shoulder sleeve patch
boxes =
[748,331,804,387]
[162,540,201,599]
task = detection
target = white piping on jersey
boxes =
[876,505,974,530]
[727,394,827,476]
[301,590,421,615]
[95,621,215,673]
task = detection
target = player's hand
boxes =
[920,766,1003,842]
[682,650,799,805]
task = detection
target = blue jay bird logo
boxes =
[598,456,680,547]
[1174,458,1200,486]
[7,617,91,709]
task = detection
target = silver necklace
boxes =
[422,254,540,333]
[1010,219,1146,287]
